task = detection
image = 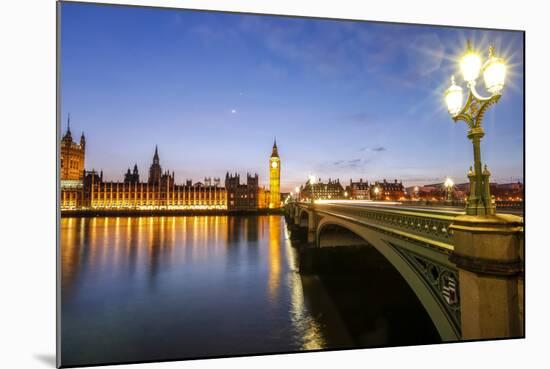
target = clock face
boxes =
[271,161,278,169]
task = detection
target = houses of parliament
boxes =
[60,121,281,212]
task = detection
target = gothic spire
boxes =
[153,145,159,163]
[63,113,73,141]
[271,138,279,157]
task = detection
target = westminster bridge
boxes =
[285,200,524,342]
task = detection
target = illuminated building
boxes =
[61,146,226,211]
[371,179,406,200]
[346,178,370,200]
[257,186,271,209]
[225,172,270,211]
[60,116,86,209]
[269,140,281,208]
[83,147,225,210]
[60,138,279,212]
[60,115,86,182]
[83,170,227,210]
[301,178,345,201]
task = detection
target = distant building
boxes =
[61,145,226,210]
[204,177,221,187]
[225,172,270,211]
[492,182,524,201]
[81,173,227,210]
[60,116,86,209]
[301,178,345,201]
[60,137,281,212]
[410,181,523,202]
[258,186,271,209]
[60,115,85,182]
[371,179,406,201]
[269,140,281,208]
[346,178,370,200]
[124,164,140,184]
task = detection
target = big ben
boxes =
[269,139,280,208]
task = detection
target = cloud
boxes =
[359,146,387,152]
[332,158,368,169]
[349,112,375,124]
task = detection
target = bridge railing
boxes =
[299,202,463,252]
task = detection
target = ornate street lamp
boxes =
[444,177,454,204]
[308,175,316,203]
[373,186,380,201]
[444,41,506,216]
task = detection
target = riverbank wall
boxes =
[61,208,284,218]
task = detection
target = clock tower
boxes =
[269,139,280,208]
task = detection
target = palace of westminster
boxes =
[61,119,523,213]
[60,122,282,212]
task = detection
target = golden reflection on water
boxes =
[267,215,281,302]
[61,215,328,353]
[282,221,327,351]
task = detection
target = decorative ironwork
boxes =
[453,86,501,130]
[444,41,505,216]
[391,243,461,335]
[357,210,454,243]
[314,203,459,250]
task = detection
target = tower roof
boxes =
[62,113,72,141]
[271,138,279,157]
[153,145,159,161]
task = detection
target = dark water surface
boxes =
[61,215,440,367]
[60,216,353,366]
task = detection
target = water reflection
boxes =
[268,216,281,302]
[60,215,336,367]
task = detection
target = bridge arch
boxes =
[299,209,310,227]
[316,216,460,341]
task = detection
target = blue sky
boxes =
[61,2,524,192]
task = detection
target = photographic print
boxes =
[58,1,524,367]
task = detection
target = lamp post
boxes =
[308,175,316,204]
[373,186,380,201]
[444,41,506,216]
[444,177,454,205]
[295,186,300,203]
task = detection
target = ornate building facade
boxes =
[225,172,270,211]
[60,138,279,212]
[124,164,140,184]
[60,116,86,209]
[269,140,281,208]
[301,178,345,201]
[82,171,227,210]
[60,116,85,182]
[61,145,226,211]
[346,178,371,200]
[371,179,406,201]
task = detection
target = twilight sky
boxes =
[60,2,524,192]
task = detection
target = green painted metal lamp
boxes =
[444,41,507,216]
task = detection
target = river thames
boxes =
[60,215,439,366]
